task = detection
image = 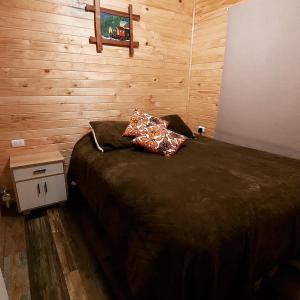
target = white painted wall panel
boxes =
[216,0,300,159]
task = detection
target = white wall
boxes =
[216,0,300,159]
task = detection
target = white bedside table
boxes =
[10,151,67,214]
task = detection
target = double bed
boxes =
[68,132,300,300]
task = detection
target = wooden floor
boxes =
[1,202,300,300]
[0,204,30,300]
[0,203,111,300]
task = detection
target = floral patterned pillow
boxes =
[132,125,187,157]
[123,109,169,138]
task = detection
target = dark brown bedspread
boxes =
[68,133,300,300]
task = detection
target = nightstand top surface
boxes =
[10,151,64,169]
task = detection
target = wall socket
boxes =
[198,126,206,134]
[11,139,25,148]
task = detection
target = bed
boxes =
[68,132,300,300]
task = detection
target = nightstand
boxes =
[10,151,67,214]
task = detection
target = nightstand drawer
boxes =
[13,162,64,182]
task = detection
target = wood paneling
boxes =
[187,0,242,137]
[0,0,194,191]
[0,0,247,192]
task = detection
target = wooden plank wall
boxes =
[0,0,194,191]
[187,0,242,137]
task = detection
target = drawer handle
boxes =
[37,183,41,195]
[44,182,48,194]
[33,169,46,174]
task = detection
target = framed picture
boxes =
[86,1,140,57]
[101,12,130,41]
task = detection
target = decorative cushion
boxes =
[162,115,195,138]
[123,109,169,138]
[89,121,133,152]
[132,125,187,157]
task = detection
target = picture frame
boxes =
[85,1,140,57]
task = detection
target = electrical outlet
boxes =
[11,139,25,148]
[198,126,206,134]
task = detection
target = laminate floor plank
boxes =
[1,205,31,300]
[47,206,111,300]
[47,208,77,275]
[47,208,89,300]
[64,270,89,300]
[1,202,300,300]
[1,203,112,300]
[3,216,26,258]
[25,211,70,300]
[3,251,31,300]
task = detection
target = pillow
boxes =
[162,115,194,138]
[132,125,187,157]
[123,109,169,138]
[89,121,133,152]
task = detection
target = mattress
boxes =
[68,132,300,300]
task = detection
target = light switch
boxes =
[11,139,25,148]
